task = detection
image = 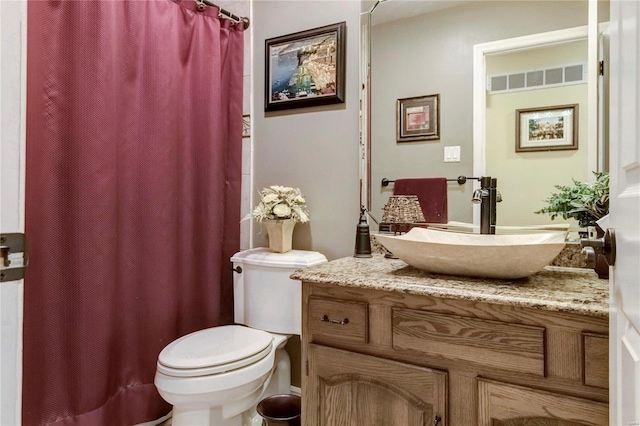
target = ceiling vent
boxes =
[488,63,587,94]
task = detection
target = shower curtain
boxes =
[23,1,244,424]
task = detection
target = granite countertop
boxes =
[291,255,609,318]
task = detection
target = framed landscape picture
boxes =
[396,94,440,142]
[516,104,579,152]
[264,22,346,112]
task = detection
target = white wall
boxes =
[251,1,361,260]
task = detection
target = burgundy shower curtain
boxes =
[23,1,244,424]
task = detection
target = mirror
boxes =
[360,0,609,230]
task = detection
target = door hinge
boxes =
[1,233,26,282]
[599,60,605,76]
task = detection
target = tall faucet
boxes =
[471,176,502,234]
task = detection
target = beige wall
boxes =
[370,1,590,226]
[486,41,589,228]
[251,1,361,261]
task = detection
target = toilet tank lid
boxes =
[231,248,327,268]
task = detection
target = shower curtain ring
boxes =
[196,0,206,12]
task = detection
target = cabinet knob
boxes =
[434,416,442,426]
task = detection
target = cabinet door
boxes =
[305,344,446,426]
[478,379,608,426]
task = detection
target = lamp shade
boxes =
[382,195,425,224]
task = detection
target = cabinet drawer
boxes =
[392,308,545,376]
[308,297,368,344]
[583,333,608,389]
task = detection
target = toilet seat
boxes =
[157,325,273,378]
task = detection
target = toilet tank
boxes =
[231,248,327,335]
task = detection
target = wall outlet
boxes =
[444,146,461,162]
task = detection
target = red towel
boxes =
[393,178,448,223]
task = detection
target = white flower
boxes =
[293,207,309,223]
[250,185,310,223]
[262,193,279,203]
[273,204,292,217]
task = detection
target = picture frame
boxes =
[515,104,579,152]
[264,22,346,112]
[396,94,440,142]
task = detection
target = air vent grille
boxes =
[488,63,586,94]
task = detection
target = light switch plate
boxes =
[444,146,461,163]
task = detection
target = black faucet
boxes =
[471,176,501,234]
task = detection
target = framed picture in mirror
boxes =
[396,94,440,142]
[516,104,578,152]
[264,22,346,112]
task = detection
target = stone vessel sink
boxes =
[427,221,571,234]
[375,227,567,279]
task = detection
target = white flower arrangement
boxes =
[251,185,310,223]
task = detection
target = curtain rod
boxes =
[198,0,250,30]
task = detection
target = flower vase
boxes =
[263,219,296,253]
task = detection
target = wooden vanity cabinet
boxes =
[302,282,609,426]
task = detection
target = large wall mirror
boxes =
[360,0,609,231]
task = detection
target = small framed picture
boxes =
[396,94,440,142]
[515,104,579,152]
[264,22,346,112]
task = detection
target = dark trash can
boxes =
[256,394,301,426]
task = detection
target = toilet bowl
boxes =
[154,248,327,426]
[155,325,289,425]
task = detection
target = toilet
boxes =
[154,247,327,426]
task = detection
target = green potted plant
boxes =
[535,171,609,231]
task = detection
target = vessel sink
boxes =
[375,227,567,279]
[427,221,571,234]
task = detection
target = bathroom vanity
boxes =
[293,256,609,425]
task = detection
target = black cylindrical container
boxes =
[257,394,301,426]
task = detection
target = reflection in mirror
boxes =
[483,37,589,227]
[362,0,608,231]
